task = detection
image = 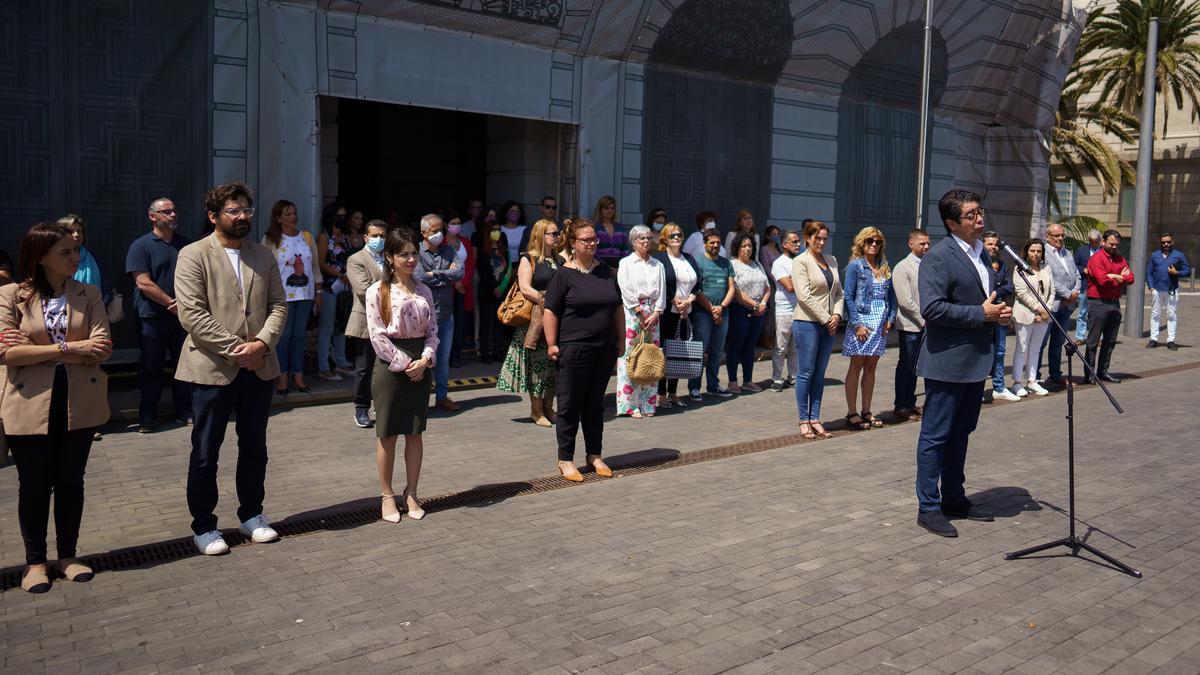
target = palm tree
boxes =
[1049,13,1139,216]
[1078,0,1200,135]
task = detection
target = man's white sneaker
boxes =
[1012,386,1029,397]
[1027,382,1049,396]
[238,515,279,543]
[995,388,1022,402]
[193,530,229,555]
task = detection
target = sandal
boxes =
[810,422,833,439]
[862,412,883,428]
[799,422,816,440]
[845,413,869,430]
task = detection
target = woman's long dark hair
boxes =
[499,200,526,226]
[265,199,296,248]
[17,222,73,305]
[378,228,419,326]
[320,200,347,238]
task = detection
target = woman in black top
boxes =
[543,218,623,482]
[471,210,510,362]
[497,218,563,426]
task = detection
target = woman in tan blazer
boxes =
[1010,238,1055,397]
[0,222,112,593]
[790,221,844,439]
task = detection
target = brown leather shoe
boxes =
[435,398,461,412]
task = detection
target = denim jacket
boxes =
[843,257,897,329]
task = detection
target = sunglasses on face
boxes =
[667,234,683,240]
[546,231,561,238]
[542,204,557,210]
[864,238,881,246]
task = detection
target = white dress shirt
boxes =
[666,253,697,314]
[617,252,667,313]
[951,234,989,293]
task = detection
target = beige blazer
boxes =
[0,280,111,435]
[345,247,385,340]
[891,253,924,332]
[791,251,845,325]
[174,233,288,385]
[1013,264,1054,325]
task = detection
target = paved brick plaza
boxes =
[3,300,1199,673]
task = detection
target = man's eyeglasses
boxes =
[153,208,177,216]
[222,207,255,218]
[960,208,985,222]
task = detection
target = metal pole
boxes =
[1125,18,1157,338]
[914,0,933,229]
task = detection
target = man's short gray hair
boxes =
[419,213,443,233]
[1087,228,1102,242]
[149,197,172,213]
[783,229,801,242]
[627,224,652,246]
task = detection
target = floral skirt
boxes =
[497,325,555,397]
[617,304,660,415]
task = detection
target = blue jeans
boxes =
[1037,304,1074,381]
[278,299,312,375]
[434,316,454,400]
[1075,289,1089,340]
[136,315,193,424]
[894,329,922,410]
[916,378,984,512]
[187,369,273,534]
[318,291,351,371]
[991,324,1007,391]
[792,320,834,421]
[725,304,766,384]
[688,309,730,393]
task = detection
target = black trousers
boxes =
[137,315,193,424]
[187,369,273,534]
[6,366,96,565]
[353,337,375,410]
[555,343,618,461]
[657,311,684,396]
[1084,299,1121,376]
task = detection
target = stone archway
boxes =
[641,0,792,229]
[834,21,948,250]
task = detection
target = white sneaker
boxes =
[193,530,229,555]
[1027,382,1049,396]
[238,515,279,543]
[1012,386,1029,397]
[995,388,1022,402]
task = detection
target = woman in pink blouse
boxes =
[365,230,439,523]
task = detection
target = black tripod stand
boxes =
[1001,261,1141,578]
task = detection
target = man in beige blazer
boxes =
[891,228,929,419]
[175,182,287,555]
[346,219,387,428]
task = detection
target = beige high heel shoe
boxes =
[402,489,425,520]
[381,494,401,523]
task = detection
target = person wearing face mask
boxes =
[415,214,465,412]
[345,220,388,428]
[645,207,668,234]
[683,210,727,259]
[126,196,194,433]
[1145,232,1190,351]
[443,210,474,369]
[472,210,511,363]
[759,225,783,271]
[263,199,322,397]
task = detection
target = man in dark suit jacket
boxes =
[915,190,1013,537]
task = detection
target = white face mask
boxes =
[651,221,665,232]
[703,221,716,230]
[427,232,444,247]
[366,236,385,253]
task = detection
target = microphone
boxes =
[999,240,1032,275]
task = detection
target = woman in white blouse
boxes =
[615,225,666,418]
[365,230,439,523]
[1010,238,1055,397]
[724,232,771,393]
[653,223,699,408]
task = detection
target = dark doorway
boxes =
[642,0,792,233]
[834,21,948,251]
[335,99,488,226]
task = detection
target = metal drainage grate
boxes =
[3,358,1195,592]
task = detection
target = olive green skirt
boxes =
[372,337,432,438]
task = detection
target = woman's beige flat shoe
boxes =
[22,566,51,593]
[58,559,94,583]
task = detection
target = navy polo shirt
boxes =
[125,230,192,318]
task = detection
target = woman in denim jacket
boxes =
[841,227,897,429]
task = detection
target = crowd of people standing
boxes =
[0,181,1190,592]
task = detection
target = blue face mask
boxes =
[366,236,385,253]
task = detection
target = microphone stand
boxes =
[1001,260,1140,578]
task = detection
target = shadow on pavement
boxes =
[968,486,1042,517]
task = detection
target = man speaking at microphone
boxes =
[914,190,1012,537]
